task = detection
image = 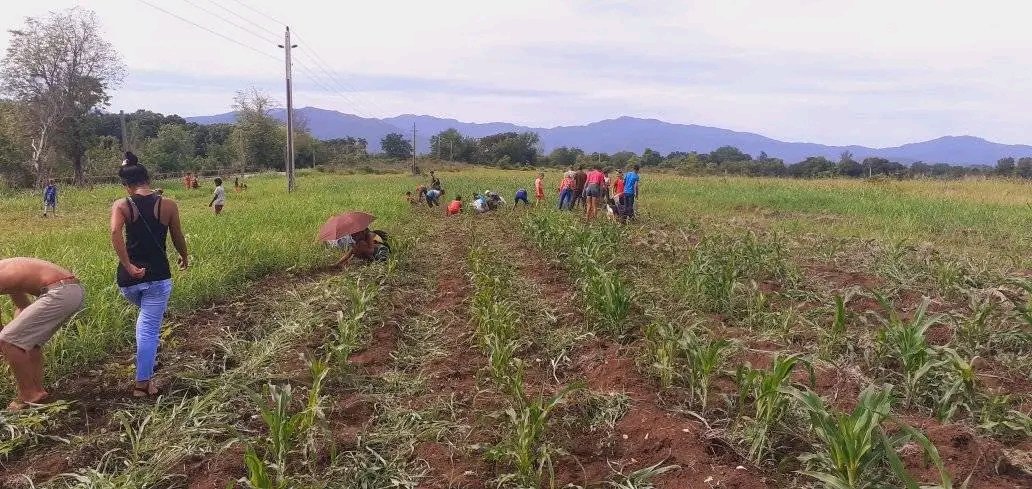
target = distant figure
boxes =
[447,195,463,215]
[584,165,605,220]
[405,191,419,205]
[572,165,588,209]
[485,191,505,211]
[234,177,248,192]
[42,179,58,217]
[209,178,226,215]
[514,188,530,209]
[416,185,428,204]
[534,173,545,206]
[429,170,442,191]
[425,187,443,207]
[0,257,85,410]
[472,194,489,214]
[182,172,195,190]
[558,173,574,210]
[623,164,641,219]
[110,152,189,398]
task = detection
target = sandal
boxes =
[132,381,160,398]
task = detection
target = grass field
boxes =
[0,168,1030,488]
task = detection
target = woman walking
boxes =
[110,152,189,397]
[584,165,605,220]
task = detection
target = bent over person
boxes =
[0,258,85,410]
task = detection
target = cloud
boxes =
[4,0,1032,146]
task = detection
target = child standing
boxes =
[209,177,226,215]
[558,173,574,210]
[42,179,58,217]
[534,173,545,206]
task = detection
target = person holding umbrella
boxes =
[318,212,390,268]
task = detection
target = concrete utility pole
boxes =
[411,123,417,175]
[280,27,298,191]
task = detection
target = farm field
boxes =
[0,169,1030,488]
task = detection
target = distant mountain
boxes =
[185,108,1032,165]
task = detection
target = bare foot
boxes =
[6,392,48,411]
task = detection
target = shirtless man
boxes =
[0,258,85,410]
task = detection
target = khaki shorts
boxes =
[0,283,85,350]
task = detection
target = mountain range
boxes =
[185,107,1032,165]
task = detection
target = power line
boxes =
[292,53,382,119]
[179,0,279,44]
[135,0,277,61]
[227,0,286,26]
[204,0,281,38]
[291,32,391,117]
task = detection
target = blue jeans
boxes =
[120,279,172,382]
[623,193,636,218]
[558,188,573,210]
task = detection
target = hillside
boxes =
[185,108,1032,165]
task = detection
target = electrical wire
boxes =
[134,0,277,61]
[180,0,279,44]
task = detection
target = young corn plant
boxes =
[874,295,945,407]
[491,382,584,489]
[818,294,850,359]
[678,330,732,411]
[977,394,1032,440]
[734,353,814,464]
[579,262,635,338]
[643,321,679,389]
[786,384,953,489]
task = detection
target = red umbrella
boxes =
[317,212,375,242]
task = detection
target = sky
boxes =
[2,0,1032,147]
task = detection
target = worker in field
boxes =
[584,165,605,220]
[623,164,640,218]
[571,165,588,209]
[447,195,463,215]
[209,178,226,215]
[534,172,545,206]
[425,187,443,207]
[429,170,442,191]
[110,152,189,398]
[513,187,530,209]
[182,172,195,190]
[42,179,58,218]
[558,172,575,210]
[0,258,85,410]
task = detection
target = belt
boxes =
[41,277,80,294]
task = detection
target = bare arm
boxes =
[110,201,133,271]
[334,249,354,268]
[166,201,189,269]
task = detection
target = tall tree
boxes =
[548,146,584,166]
[380,133,412,159]
[143,123,194,172]
[232,87,284,170]
[996,157,1016,176]
[1,8,125,184]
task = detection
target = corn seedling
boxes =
[604,460,680,489]
[977,394,1032,440]
[490,381,584,488]
[786,384,952,489]
[0,400,72,457]
[735,353,814,463]
[874,295,945,406]
[643,321,679,389]
[679,331,732,411]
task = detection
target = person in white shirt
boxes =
[209,177,226,215]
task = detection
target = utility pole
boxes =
[280,27,298,192]
[411,123,417,175]
[119,110,127,152]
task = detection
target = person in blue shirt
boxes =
[42,179,58,218]
[622,165,640,218]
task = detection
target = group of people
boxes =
[2,152,192,409]
[408,165,642,221]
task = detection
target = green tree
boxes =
[996,157,1016,176]
[1016,157,1032,179]
[231,87,284,170]
[837,151,863,177]
[380,132,412,159]
[143,123,194,172]
[641,148,663,167]
[709,146,752,164]
[610,151,637,167]
[548,146,584,166]
[1,7,126,184]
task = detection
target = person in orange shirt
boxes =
[447,195,463,215]
[182,172,194,190]
[612,169,625,206]
[534,173,545,206]
[557,174,574,210]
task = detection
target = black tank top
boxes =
[116,194,172,287]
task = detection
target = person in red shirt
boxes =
[534,173,545,206]
[612,170,625,206]
[447,195,463,215]
[583,165,606,219]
